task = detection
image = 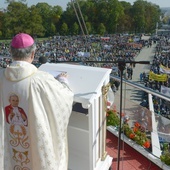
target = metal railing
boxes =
[110,75,170,159]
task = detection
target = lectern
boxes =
[39,63,113,170]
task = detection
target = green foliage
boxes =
[0,0,162,38]
[97,23,106,35]
[106,109,120,127]
[71,22,79,35]
[160,151,170,165]
[35,3,55,36]
[86,22,92,34]
[4,2,29,36]
[28,5,45,36]
[160,143,170,166]
[0,30,2,37]
[60,23,68,35]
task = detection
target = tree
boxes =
[86,22,92,34]
[97,23,106,35]
[0,0,161,37]
[27,5,45,37]
[50,23,56,36]
[61,3,79,34]
[60,22,68,35]
[96,0,124,33]
[119,1,133,33]
[3,2,29,37]
[50,5,63,35]
[0,11,4,38]
[132,0,146,33]
[36,3,54,36]
[51,5,63,25]
[131,0,161,34]
[71,22,79,35]
[144,3,161,33]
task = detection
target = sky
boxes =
[0,0,169,10]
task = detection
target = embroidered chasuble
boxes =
[0,61,74,170]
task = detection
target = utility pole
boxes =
[71,0,89,36]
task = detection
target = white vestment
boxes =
[0,61,74,170]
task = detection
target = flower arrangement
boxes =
[106,106,151,149]
[122,121,151,148]
[106,108,120,127]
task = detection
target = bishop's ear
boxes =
[31,50,35,61]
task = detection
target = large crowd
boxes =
[1,33,170,121]
[1,34,145,68]
[140,34,170,120]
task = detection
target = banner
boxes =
[149,71,167,82]
[159,64,170,74]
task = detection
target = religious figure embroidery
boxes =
[5,94,28,126]
[4,93,30,169]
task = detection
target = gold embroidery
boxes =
[13,149,30,166]
[9,125,29,148]
[14,165,30,170]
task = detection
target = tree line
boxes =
[0,0,162,39]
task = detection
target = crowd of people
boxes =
[0,34,146,68]
[140,34,170,120]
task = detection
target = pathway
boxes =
[112,36,156,126]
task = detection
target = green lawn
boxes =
[0,37,49,44]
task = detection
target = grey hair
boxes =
[10,43,36,60]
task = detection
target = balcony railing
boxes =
[108,75,170,169]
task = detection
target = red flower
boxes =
[134,122,141,128]
[143,141,150,148]
[133,127,138,133]
[129,133,135,139]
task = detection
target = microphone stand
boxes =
[116,60,126,170]
[55,59,150,170]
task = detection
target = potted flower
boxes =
[122,121,151,149]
